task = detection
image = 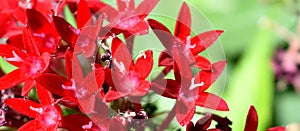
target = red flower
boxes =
[0,0,60,38]
[267,127,286,131]
[0,43,50,96]
[153,47,228,126]
[101,0,159,35]
[148,2,223,71]
[5,8,61,55]
[0,8,68,96]
[25,9,60,54]
[186,114,212,131]
[104,37,153,102]
[245,105,286,131]
[53,0,103,57]
[36,49,106,114]
[4,84,62,131]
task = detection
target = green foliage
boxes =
[0,57,16,74]
[223,26,275,130]
[64,5,77,28]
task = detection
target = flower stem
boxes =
[158,104,176,131]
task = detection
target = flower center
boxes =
[21,57,44,77]
[179,90,198,102]
[30,105,60,126]
[118,72,139,93]
[114,59,126,75]
[189,77,204,90]
[82,121,93,130]
[179,78,204,102]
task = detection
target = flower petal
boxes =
[72,54,85,84]
[21,78,35,96]
[135,0,159,19]
[193,56,211,70]
[186,121,195,131]
[5,98,41,118]
[111,37,132,72]
[148,19,174,49]
[127,20,149,35]
[133,50,153,79]
[78,95,95,114]
[36,83,54,105]
[174,2,191,42]
[152,79,180,99]
[176,100,196,126]
[95,67,105,87]
[76,0,92,29]
[86,0,109,14]
[195,114,213,130]
[61,114,100,131]
[0,44,27,66]
[117,0,135,12]
[104,68,114,87]
[0,69,26,90]
[18,120,43,131]
[267,126,286,131]
[191,30,224,55]
[0,16,23,38]
[7,34,24,50]
[36,73,68,96]
[91,2,118,22]
[244,105,258,131]
[195,92,229,111]
[0,0,26,24]
[173,47,192,90]
[82,68,105,95]
[23,28,41,56]
[90,95,108,119]
[75,16,103,57]
[53,16,79,48]
[33,0,52,17]
[104,88,124,102]
[65,48,73,80]
[130,80,151,96]
[109,118,126,131]
[158,50,173,66]
[195,60,226,93]
[26,9,52,35]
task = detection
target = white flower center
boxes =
[4,51,24,62]
[62,79,76,90]
[82,121,93,130]
[136,51,147,60]
[185,36,196,49]
[30,106,43,114]
[114,59,126,74]
[189,77,204,90]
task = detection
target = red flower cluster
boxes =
[0,0,286,130]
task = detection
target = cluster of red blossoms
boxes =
[0,0,287,130]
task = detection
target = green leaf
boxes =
[28,88,39,101]
[222,26,275,130]
[64,5,77,28]
[61,106,78,116]
[0,56,17,74]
